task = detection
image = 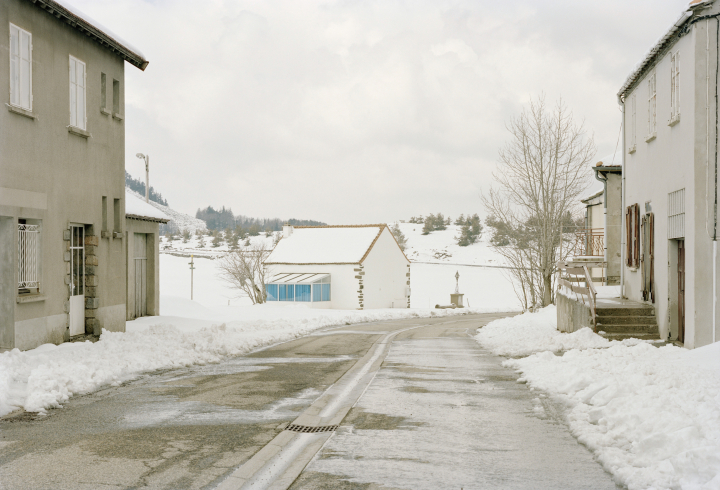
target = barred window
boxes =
[18,221,40,293]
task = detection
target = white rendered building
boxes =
[263,224,410,309]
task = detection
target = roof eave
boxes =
[126,214,169,223]
[617,10,694,100]
[31,0,149,71]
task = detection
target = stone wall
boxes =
[556,291,592,333]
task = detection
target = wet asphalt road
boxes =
[0,313,622,489]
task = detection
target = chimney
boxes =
[283,223,294,238]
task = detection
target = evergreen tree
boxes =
[422,215,435,235]
[390,223,407,251]
[454,214,465,225]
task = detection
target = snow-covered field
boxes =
[476,308,720,490]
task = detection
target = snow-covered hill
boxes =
[125,188,207,235]
[396,222,506,267]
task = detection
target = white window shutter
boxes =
[20,30,31,110]
[69,57,77,127]
[676,52,680,114]
[9,25,18,107]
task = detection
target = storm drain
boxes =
[285,424,339,433]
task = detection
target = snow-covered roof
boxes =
[125,189,169,222]
[265,225,388,265]
[595,152,622,168]
[33,0,148,71]
[617,5,701,99]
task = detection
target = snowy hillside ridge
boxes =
[475,308,720,490]
[159,230,276,259]
[125,188,207,234]
[395,222,507,266]
[0,303,500,418]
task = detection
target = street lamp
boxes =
[135,153,149,203]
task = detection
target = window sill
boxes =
[17,294,46,304]
[6,103,36,120]
[100,108,111,116]
[645,132,657,143]
[113,231,123,239]
[668,113,681,127]
[112,113,124,121]
[68,126,90,138]
[628,144,636,154]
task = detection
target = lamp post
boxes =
[189,254,195,300]
[135,153,149,203]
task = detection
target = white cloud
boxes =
[71,0,688,224]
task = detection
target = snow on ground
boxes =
[475,308,720,490]
[0,219,520,418]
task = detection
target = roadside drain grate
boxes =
[285,424,338,433]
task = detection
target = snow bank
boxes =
[475,308,720,489]
[474,306,640,357]
[0,302,497,418]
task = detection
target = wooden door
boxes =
[678,239,685,343]
[641,213,655,303]
[134,233,147,317]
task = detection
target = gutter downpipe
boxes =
[593,167,609,286]
[619,95,626,299]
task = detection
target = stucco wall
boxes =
[361,228,410,308]
[0,0,129,349]
[556,291,592,333]
[621,16,720,347]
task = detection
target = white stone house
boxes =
[263,224,410,310]
[618,0,720,347]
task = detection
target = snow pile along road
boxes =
[475,307,720,490]
[0,305,498,418]
[475,306,642,357]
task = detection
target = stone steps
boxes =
[595,305,659,340]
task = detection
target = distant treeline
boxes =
[125,171,169,206]
[195,205,326,231]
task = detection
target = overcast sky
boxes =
[75,0,688,224]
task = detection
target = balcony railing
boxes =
[573,228,604,257]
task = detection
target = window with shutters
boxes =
[626,203,640,268]
[69,56,87,130]
[9,23,32,111]
[646,72,656,141]
[629,94,637,153]
[669,52,680,125]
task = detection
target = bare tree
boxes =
[217,245,272,304]
[483,96,595,308]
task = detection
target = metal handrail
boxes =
[573,228,604,257]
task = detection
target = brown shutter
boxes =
[641,215,647,300]
[634,204,640,268]
[626,206,632,267]
[649,212,655,303]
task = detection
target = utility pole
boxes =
[189,254,195,300]
[135,153,150,203]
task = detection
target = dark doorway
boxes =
[678,239,685,343]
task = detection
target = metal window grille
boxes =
[18,223,40,290]
[668,189,685,239]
